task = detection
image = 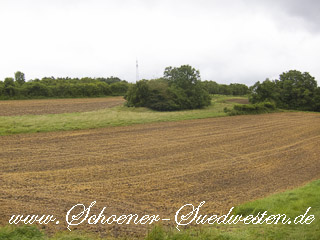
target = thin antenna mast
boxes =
[136,59,139,82]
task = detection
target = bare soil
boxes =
[225,98,250,104]
[1,112,320,237]
[0,97,125,116]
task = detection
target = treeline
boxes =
[250,70,320,112]
[201,81,249,95]
[2,69,319,113]
[0,70,250,100]
[0,72,129,99]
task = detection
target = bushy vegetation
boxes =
[250,70,320,111]
[0,225,44,240]
[0,225,99,240]
[0,69,250,102]
[201,81,249,95]
[125,65,211,111]
[0,74,129,99]
[225,102,277,116]
[2,69,319,114]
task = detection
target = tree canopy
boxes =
[15,71,25,85]
[250,70,319,111]
[0,71,130,99]
[125,65,211,111]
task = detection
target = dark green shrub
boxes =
[250,70,320,112]
[110,82,129,96]
[125,65,211,111]
[227,102,276,116]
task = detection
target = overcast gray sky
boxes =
[0,0,319,85]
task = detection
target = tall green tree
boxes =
[250,70,319,111]
[277,70,317,110]
[163,65,211,109]
[313,88,320,112]
[4,77,15,97]
[15,71,25,85]
[164,65,200,89]
[125,80,150,107]
[250,79,280,104]
[126,65,211,111]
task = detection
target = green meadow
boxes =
[0,95,245,136]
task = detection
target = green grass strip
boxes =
[0,95,245,136]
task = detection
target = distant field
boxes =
[0,97,125,116]
[0,95,247,135]
[1,112,320,237]
[226,98,250,104]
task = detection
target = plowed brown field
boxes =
[226,98,250,104]
[1,112,320,237]
[0,97,125,116]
